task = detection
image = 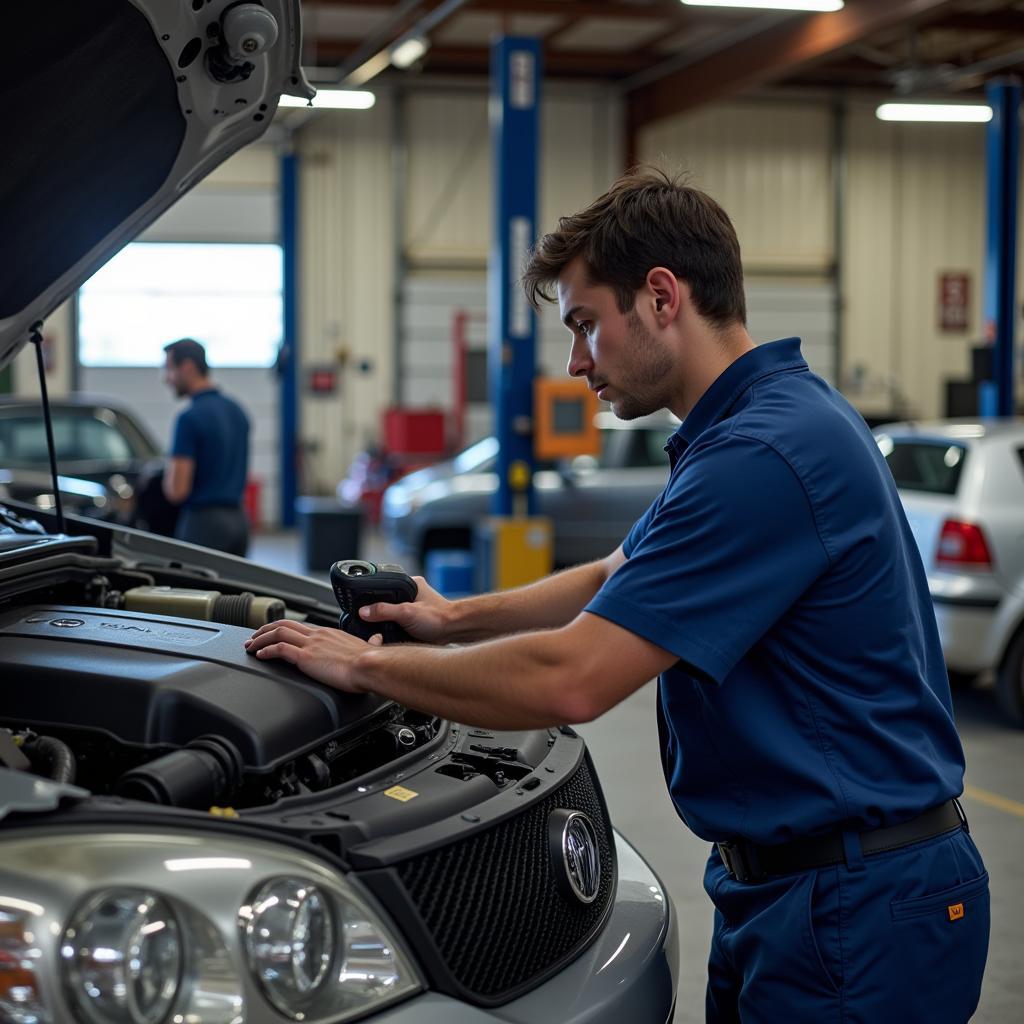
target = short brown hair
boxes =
[163,337,209,376]
[522,166,746,326]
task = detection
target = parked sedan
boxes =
[874,419,1024,723]
[382,412,677,568]
[0,397,161,522]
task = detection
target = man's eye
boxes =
[576,321,592,335]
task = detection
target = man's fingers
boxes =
[360,602,409,623]
[254,641,300,664]
[368,633,384,646]
[249,619,317,640]
[246,622,313,651]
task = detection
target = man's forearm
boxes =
[354,629,576,729]
[442,556,614,643]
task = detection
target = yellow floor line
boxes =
[963,783,1024,819]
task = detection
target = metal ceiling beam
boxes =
[932,11,1024,33]
[307,0,687,19]
[626,0,959,130]
[310,41,654,76]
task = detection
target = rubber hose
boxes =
[213,592,253,626]
[23,736,77,784]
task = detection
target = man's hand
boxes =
[244,620,382,692]
[357,575,452,643]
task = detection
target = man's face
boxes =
[557,257,675,420]
[162,354,188,398]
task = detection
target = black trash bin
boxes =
[295,497,363,573]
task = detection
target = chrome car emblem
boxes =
[549,809,601,904]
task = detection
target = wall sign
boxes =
[939,272,970,332]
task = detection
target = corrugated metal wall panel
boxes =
[406,93,491,266]
[399,84,624,445]
[638,101,834,271]
[842,102,996,420]
[298,96,396,492]
[404,84,624,267]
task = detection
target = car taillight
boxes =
[936,519,994,569]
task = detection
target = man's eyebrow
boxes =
[561,305,584,328]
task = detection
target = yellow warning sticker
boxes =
[384,785,419,803]
[948,903,965,921]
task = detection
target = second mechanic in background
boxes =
[162,337,251,556]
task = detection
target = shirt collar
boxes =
[666,338,807,458]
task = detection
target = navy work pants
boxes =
[175,504,249,557]
[704,827,989,1023]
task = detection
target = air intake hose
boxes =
[120,586,285,628]
[115,736,243,809]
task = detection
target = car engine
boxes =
[0,522,436,810]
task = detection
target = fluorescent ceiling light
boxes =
[876,102,993,123]
[682,0,843,9]
[390,34,429,69]
[278,89,376,110]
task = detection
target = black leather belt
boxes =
[716,799,967,883]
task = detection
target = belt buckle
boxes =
[717,840,752,883]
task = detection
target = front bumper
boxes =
[371,830,678,1024]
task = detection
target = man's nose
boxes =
[566,335,592,379]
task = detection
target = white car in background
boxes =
[874,419,1024,724]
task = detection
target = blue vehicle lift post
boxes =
[981,78,1020,417]
[280,150,299,526]
[476,36,552,590]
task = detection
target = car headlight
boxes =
[0,832,422,1024]
[62,890,182,1024]
[242,878,335,1017]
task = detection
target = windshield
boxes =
[453,436,501,474]
[0,410,154,466]
[876,436,968,495]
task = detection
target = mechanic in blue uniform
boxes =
[246,168,990,1022]
[162,337,251,556]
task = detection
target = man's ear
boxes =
[645,267,682,326]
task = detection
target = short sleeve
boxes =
[170,409,198,460]
[587,431,830,684]
[622,499,658,557]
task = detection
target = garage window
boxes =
[78,242,282,368]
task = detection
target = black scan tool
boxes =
[330,559,418,644]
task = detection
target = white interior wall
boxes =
[640,100,834,273]
[397,83,626,443]
[842,100,1021,420]
[297,95,396,493]
[639,96,1022,420]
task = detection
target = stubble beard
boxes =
[610,310,676,420]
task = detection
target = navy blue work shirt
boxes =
[586,338,964,845]
[170,388,250,509]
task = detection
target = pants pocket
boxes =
[887,871,990,1023]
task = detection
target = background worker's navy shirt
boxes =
[586,338,964,845]
[170,388,250,508]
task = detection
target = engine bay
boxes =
[0,525,445,813]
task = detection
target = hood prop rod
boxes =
[29,322,66,535]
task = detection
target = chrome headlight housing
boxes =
[0,832,422,1024]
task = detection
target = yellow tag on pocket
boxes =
[384,785,418,802]
[948,903,965,921]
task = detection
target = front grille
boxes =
[393,756,615,1001]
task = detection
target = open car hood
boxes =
[0,0,312,371]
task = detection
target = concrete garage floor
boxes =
[252,529,1024,1022]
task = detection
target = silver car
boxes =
[0,4,677,1023]
[382,412,677,568]
[874,419,1024,723]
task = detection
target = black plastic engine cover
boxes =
[0,605,393,769]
